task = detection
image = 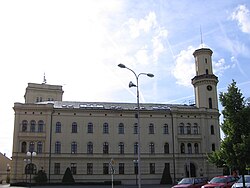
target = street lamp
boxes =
[118,63,154,188]
[26,151,37,187]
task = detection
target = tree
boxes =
[208,80,250,187]
[62,167,75,183]
[34,169,47,184]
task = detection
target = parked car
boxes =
[172,177,208,188]
[201,176,238,188]
[232,175,250,188]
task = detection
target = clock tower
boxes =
[191,48,219,110]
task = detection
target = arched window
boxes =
[38,120,44,132]
[30,120,36,132]
[55,122,61,133]
[103,142,109,154]
[194,143,199,154]
[118,123,124,134]
[37,141,43,153]
[103,123,109,134]
[25,163,37,174]
[212,143,215,151]
[134,123,138,134]
[149,142,155,154]
[87,142,93,154]
[193,123,198,134]
[149,123,154,134]
[209,98,212,109]
[181,143,185,154]
[55,141,61,154]
[134,142,138,154]
[187,143,192,154]
[163,124,168,134]
[22,120,28,132]
[71,142,77,154]
[119,142,124,154]
[87,122,93,133]
[21,141,27,153]
[179,123,184,134]
[29,142,35,152]
[164,143,169,154]
[72,122,77,133]
[210,125,214,135]
[186,123,191,134]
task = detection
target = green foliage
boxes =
[160,166,172,184]
[208,80,250,174]
[34,169,47,183]
[62,167,75,183]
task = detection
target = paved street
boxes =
[0,184,171,188]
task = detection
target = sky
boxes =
[0,0,250,158]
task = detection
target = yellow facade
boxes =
[11,47,222,185]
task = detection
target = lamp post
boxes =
[118,63,154,188]
[26,151,37,187]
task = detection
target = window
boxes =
[134,142,138,154]
[87,142,93,154]
[55,122,61,133]
[134,123,138,134]
[72,122,77,133]
[187,123,191,134]
[134,161,138,174]
[179,123,184,134]
[103,163,109,174]
[37,142,43,154]
[163,124,168,134]
[55,141,61,154]
[150,163,155,174]
[206,69,209,74]
[118,123,124,134]
[71,163,77,175]
[187,143,192,154]
[29,142,35,152]
[25,163,37,174]
[30,120,36,132]
[38,120,44,132]
[209,98,212,109]
[212,143,215,151]
[71,142,77,154]
[194,143,199,154]
[149,123,154,134]
[21,142,27,153]
[103,142,109,154]
[119,142,124,154]
[87,163,93,175]
[149,142,155,154]
[54,163,60,174]
[22,120,28,132]
[103,123,109,134]
[210,125,214,135]
[181,143,185,154]
[164,143,169,154]
[87,122,93,133]
[193,124,198,134]
[119,163,124,174]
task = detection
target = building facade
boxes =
[11,47,222,184]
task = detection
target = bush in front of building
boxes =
[62,167,75,183]
[34,169,48,183]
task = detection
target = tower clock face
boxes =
[207,85,212,91]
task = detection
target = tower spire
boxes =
[200,25,204,48]
[43,73,47,84]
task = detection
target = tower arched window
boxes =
[209,98,212,109]
[180,143,185,154]
[211,125,214,135]
[22,120,28,132]
[164,143,169,154]
[30,120,36,132]
[212,143,215,151]
[38,120,44,132]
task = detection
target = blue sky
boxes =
[0,0,250,158]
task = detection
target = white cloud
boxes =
[231,4,250,34]
[213,58,231,76]
[172,46,196,87]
